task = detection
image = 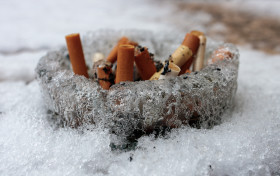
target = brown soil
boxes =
[177,2,280,54]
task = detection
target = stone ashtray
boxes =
[36,30,239,141]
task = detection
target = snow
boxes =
[0,52,45,82]
[0,0,185,54]
[1,0,280,175]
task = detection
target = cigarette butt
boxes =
[159,61,181,80]
[150,33,199,81]
[169,33,199,68]
[65,33,89,78]
[106,37,129,64]
[135,47,157,80]
[106,37,138,64]
[190,30,204,38]
[191,30,206,72]
[149,68,163,80]
[97,64,114,90]
[115,44,135,84]
[170,45,193,67]
[178,56,194,75]
[182,33,200,54]
[211,47,233,63]
[91,52,111,79]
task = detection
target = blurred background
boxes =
[0,0,279,82]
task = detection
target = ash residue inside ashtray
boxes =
[35,30,239,147]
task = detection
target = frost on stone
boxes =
[35,30,239,142]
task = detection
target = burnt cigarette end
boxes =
[109,73,115,84]
[120,82,126,86]
[183,76,188,79]
[98,78,109,81]
[103,66,110,74]
[149,52,155,60]
[161,60,171,75]
[216,68,221,71]
[194,71,198,75]
[140,47,145,52]
[155,61,164,72]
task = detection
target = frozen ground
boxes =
[1,0,280,175]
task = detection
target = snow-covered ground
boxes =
[1,0,280,175]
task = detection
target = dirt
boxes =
[176,2,280,54]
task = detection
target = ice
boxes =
[35,30,239,144]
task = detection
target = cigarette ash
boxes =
[36,30,239,148]
[154,60,164,72]
[99,65,115,86]
[140,47,145,53]
[98,74,115,85]
[161,60,171,75]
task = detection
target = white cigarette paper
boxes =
[159,62,181,80]
[193,35,206,71]
[170,45,193,67]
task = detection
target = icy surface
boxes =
[35,30,239,141]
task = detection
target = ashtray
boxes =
[36,29,239,142]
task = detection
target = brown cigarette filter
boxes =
[182,33,200,54]
[135,47,157,80]
[190,30,204,38]
[106,37,138,64]
[179,56,194,75]
[191,30,207,72]
[65,33,89,78]
[97,64,113,90]
[115,45,135,84]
